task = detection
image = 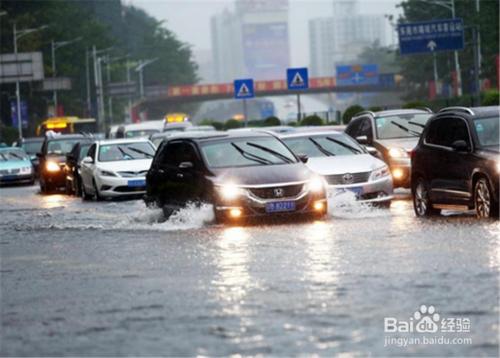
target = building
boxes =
[211,0,290,82]
[309,0,387,77]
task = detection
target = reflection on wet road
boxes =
[1,184,498,356]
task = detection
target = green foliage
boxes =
[402,101,429,109]
[300,115,324,126]
[342,105,364,124]
[481,90,500,106]
[287,121,298,127]
[224,119,244,130]
[199,119,223,130]
[262,116,281,127]
[369,106,383,112]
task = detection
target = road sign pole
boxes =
[472,26,480,106]
[451,1,462,96]
[243,99,248,127]
[296,93,301,122]
[432,52,439,85]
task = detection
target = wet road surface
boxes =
[1,184,499,356]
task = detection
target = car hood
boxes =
[376,137,419,151]
[211,163,312,186]
[97,159,152,172]
[306,154,386,175]
[477,146,500,156]
[0,159,31,170]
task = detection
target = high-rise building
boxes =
[211,0,290,82]
[309,0,387,77]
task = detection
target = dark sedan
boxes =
[411,106,499,218]
[145,132,328,223]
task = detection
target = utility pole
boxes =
[135,58,158,99]
[450,0,462,96]
[51,37,81,113]
[471,26,480,106]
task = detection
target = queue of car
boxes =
[1,105,498,221]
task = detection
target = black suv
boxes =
[345,108,433,187]
[38,134,86,193]
[145,132,327,222]
[411,106,499,218]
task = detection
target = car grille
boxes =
[249,184,303,199]
[117,170,148,177]
[0,168,20,175]
[325,171,370,185]
[114,186,146,193]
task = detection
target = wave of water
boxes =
[326,189,391,219]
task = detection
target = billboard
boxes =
[0,52,44,83]
[242,22,290,80]
[336,64,379,86]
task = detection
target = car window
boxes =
[98,142,155,162]
[474,117,499,147]
[425,117,470,147]
[375,114,431,139]
[283,134,364,157]
[161,141,199,167]
[22,140,43,155]
[79,144,91,160]
[125,129,159,138]
[358,118,373,139]
[47,139,83,155]
[201,137,297,168]
[88,144,96,161]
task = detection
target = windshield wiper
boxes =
[117,146,134,160]
[231,143,273,165]
[390,121,421,136]
[325,137,362,154]
[9,152,25,160]
[246,142,294,163]
[408,121,426,129]
[127,147,154,158]
[309,137,335,156]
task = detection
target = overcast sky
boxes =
[127,0,401,66]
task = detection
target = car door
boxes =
[80,143,96,191]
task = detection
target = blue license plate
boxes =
[128,179,145,187]
[265,201,296,213]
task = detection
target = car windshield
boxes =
[98,142,155,162]
[0,149,29,161]
[125,129,159,138]
[474,116,499,147]
[201,137,297,168]
[47,139,83,155]
[283,134,364,157]
[375,114,431,139]
[22,140,43,155]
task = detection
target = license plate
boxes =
[128,179,145,187]
[336,186,363,198]
[265,201,296,213]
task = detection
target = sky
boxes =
[128,0,402,67]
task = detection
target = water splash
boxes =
[327,189,390,219]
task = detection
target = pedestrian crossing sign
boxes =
[234,79,254,99]
[287,67,309,90]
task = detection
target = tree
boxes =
[342,105,364,124]
[300,115,324,126]
[224,119,243,130]
[262,116,281,126]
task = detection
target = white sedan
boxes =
[279,130,393,205]
[80,138,155,200]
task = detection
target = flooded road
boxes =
[1,184,499,356]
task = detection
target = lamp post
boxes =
[13,23,48,139]
[51,37,82,113]
[101,54,129,125]
[134,58,158,99]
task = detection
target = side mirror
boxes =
[356,135,369,145]
[82,156,93,164]
[179,161,194,170]
[451,140,469,152]
[297,154,308,163]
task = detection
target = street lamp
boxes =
[101,54,129,124]
[51,37,82,112]
[13,23,48,139]
[135,58,158,98]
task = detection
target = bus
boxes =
[36,117,97,136]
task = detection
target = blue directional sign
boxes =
[234,78,254,99]
[336,64,379,86]
[398,18,464,55]
[287,67,309,90]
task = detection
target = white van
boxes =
[116,120,164,139]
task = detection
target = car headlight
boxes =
[370,165,391,181]
[216,183,246,200]
[388,147,409,158]
[46,161,60,172]
[306,176,326,193]
[496,162,500,173]
[99,169,117,177]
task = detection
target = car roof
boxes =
[45,134,85,141]
[371,109,431,118]
[438,106,500,118]
[96,138,153,145]
[278,130,343,139]
[165,130,273,143]
[21,137,44,142]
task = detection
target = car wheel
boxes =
[81,181,92,201]
[413,178,440,217]
[475,178,497,218]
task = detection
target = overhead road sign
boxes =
[234,79,255,99]
[0,52,44,83]
[336,64,379,86]
[287,67,308,90]
[398,18,464,55]
[43,77,72,91]
[107,81,137,98]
